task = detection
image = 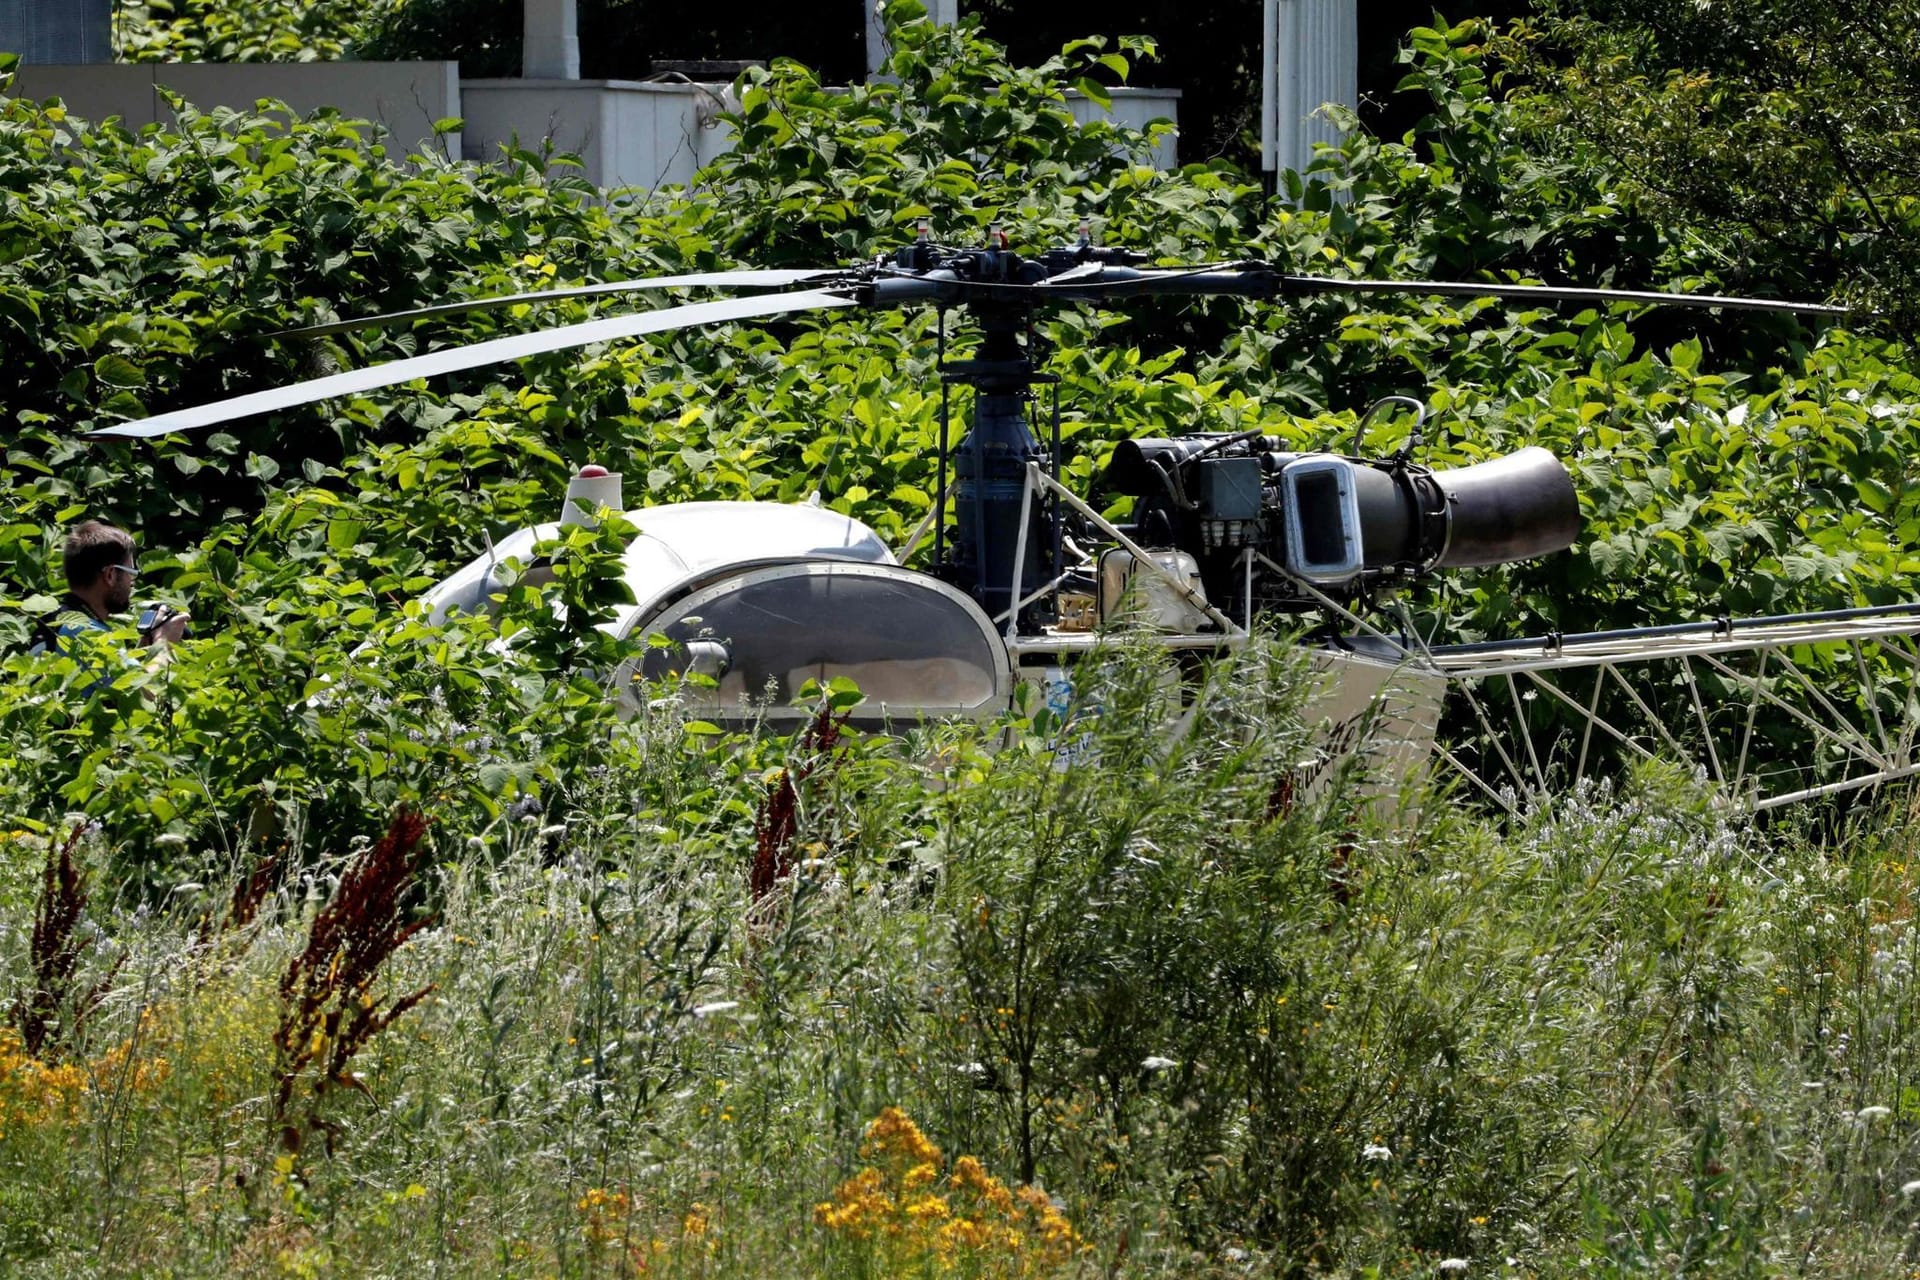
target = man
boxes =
[33,520,190,660]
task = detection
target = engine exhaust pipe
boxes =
[1342,446,1581,571]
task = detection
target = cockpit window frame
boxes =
[615,560,1014,725]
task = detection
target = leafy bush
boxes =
[3,12,1920,1273]
[1516,0,1920,333]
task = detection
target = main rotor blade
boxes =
[91,288,857,440]
[273,268,847,338]
[1281,274,1850,316]
[950,264,1848,317]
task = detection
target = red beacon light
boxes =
[561,462,623,527]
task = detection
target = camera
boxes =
[137,603,189,644]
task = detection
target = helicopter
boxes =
[90,229,1920,814]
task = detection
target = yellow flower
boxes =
[817,1108,1084,1272]
[861,1106,942,1167]
[904,1194,950,1221]
[575,1186,632,1243]
[0,1026,111,1135]
[951,1155,1015,1214]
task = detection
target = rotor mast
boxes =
[944,303,1049,623]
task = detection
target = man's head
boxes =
[64,521,137,616]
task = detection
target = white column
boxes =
[866,0,959,80]
[524,0,579,79]
[1262,0,1356,176]
[1261,0,1279,172]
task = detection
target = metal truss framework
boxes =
[1422,606,1920,815]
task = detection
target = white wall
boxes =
[459,79,736,190]
[1065,87,1180,171]
[10,61,462,156]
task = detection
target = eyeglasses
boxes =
[103,563,139,581]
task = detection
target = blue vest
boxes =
[28,596,121,692]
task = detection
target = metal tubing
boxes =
[1050,379,1062,585]
[934,310,948,569]
[1753,763,1920,812]
[1439,602,1920,658]
[1034,466,1241,634]
[1004,465,1036,643]
[899,492,945,563]
[1697,651,1890,768]
[993,569,1077,626]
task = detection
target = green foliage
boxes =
[8,639,1920,1274]
[351,0,520,77]
[0,0,1907,862]
[1517,0,1920,332]
[115,0,372,62]
[695,5,1170,265]
[0,87,627,580]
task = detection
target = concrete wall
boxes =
[459,79,735,191]
[9,61,462,156]
[9,62,1180,191]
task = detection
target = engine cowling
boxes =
[1106,434,1580,615]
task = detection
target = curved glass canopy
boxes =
[618,561,1012,725]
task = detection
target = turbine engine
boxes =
[1103,432,1581,619]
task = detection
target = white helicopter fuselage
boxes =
[419,474,1442,792]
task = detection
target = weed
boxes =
[272,807,437,1149]
[13,822,114,1060]
[751,700,851,908]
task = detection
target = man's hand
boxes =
[142,605,191,648]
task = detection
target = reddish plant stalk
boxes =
[750,705,848,904]
[273,808,438,1132]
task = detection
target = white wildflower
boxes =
[1362,1143,1393,1162]
[1141,1056,1178,1072]
[692,1001,739,1018]
[1438,1260,1469,1273]
[1857,1105,1892,1122]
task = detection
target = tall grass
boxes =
[4,636,1920,1275]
